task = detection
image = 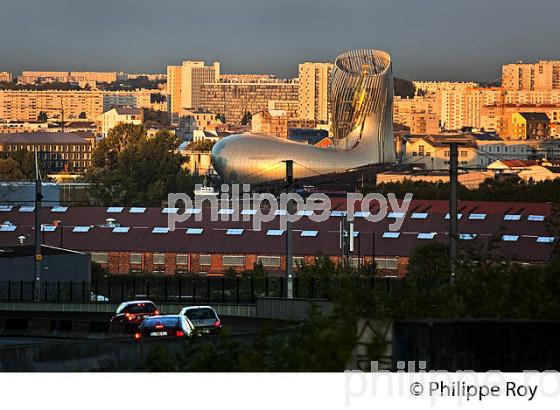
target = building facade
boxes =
[0,132,95,173]
[502,60,560,91]
[251,109,288,138]
[97,107,143,137]
[0,72,12,83]
[0,90,104,122]
[511,112,550,139]
[298,62,333,123]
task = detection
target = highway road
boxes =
[0,337,67,346]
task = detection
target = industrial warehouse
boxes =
[0,199,555,276]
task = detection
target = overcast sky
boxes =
[1,0,559,82]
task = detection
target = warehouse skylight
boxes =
[226,228,244,235]
[469,214,486,220]
[73,226,91,233]
[300,230,318,237]
[274,210,287,216]
[411,212,428,219]
[51,206,68,213]
[445,213,462,220]
[241,209,257,216]
[527,215,545,222]
[107,207,124,213]
[112,227,130,233]
[297,210,313,216]
[504,214,522,221]
[152,227,169,234]
[417,232,436,239]
[162,207,179,214]
[501,235,519,242]
[129,207,146,214]
[218,208,234,215]
[537,236,554,243]
[330,211,347,217]
[382,231,400,238]
[0,206,13,212]
[41,225,57,232]
[388,212,405,218]
[266,229,284,236]
[19,206,35,213]
[459,233,477,240]
[0,224,17,232]
[186,228,204,235]
[184,208,201,214]
[354,211,371,218]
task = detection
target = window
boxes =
[186,228,203,235]
[504,214,521,221]
[527,215,545,222]
[176,254,189,265]
[129,207,146,213]
[72,226,91,233]
[300,230,318,237]
[444,150,450,157]
[266,229,284,236]
[199,254,211,265]
[152,227,169,234]
[375,257,398,270]
[501,235,519,242]
[459,233,476,240]
[130,253,142,264]
[91,252,108,264]
[537,236,554,243]
[112,227,130,233]
[417,232,436,239]
[418,145,425,156]
[411,212,428,219]
[469,213,486,220]
[460,150,468,157]
[222,255,245,267]
[153,253,165,265]
[226,228,244,235]
[257,256,281,268]
[382,232,400,238]
[293,256,304,266]
[107,207,124,213]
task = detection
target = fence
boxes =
[0,276,402,304]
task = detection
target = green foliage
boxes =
[393,78,416,98]
[370,176,560,203]
[0,150,36,180]
[251,260,268,279]
[142,108,171,129]
[0,157,25,180]
[37,111,48,122]
[79,111,87,119]
[240,111,252,126]
[85,123,198,206]
[185,139,215,152]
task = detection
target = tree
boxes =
[79,111,87,119]
[37,111,48,122]
[0,158,25,180]
[216,113,226,123]
[85,123,198,206]
[186,139,215,152]
[393,78,416,98]
[240,111,252,126]
[10,150,36,179]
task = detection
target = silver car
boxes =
[179,306,222,335]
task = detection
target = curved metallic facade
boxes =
[211,49,395,184]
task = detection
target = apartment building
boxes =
[101,90,166,112]
[0,90,103,122]
[70,71,117,84]
[166,65,183,115]
[413,81,479,95]
[0,132,95,173]
[298,62,333,123]
[502,60,560,90]
[0,72,12,83]
[511,112,550,140]
[199,78,299,125]
[251,109,288,138]
[97,107,143,137]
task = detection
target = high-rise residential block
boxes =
[502,60,560,90]
[0,71,12,83]
[298,62,333,123]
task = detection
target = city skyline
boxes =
[1,0,560,82]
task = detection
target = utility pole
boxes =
[283,160,294,299]
[34,152,43,302]
[444,139,464,282]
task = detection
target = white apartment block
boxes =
[298,62,333,123]
[502,60,560,91]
